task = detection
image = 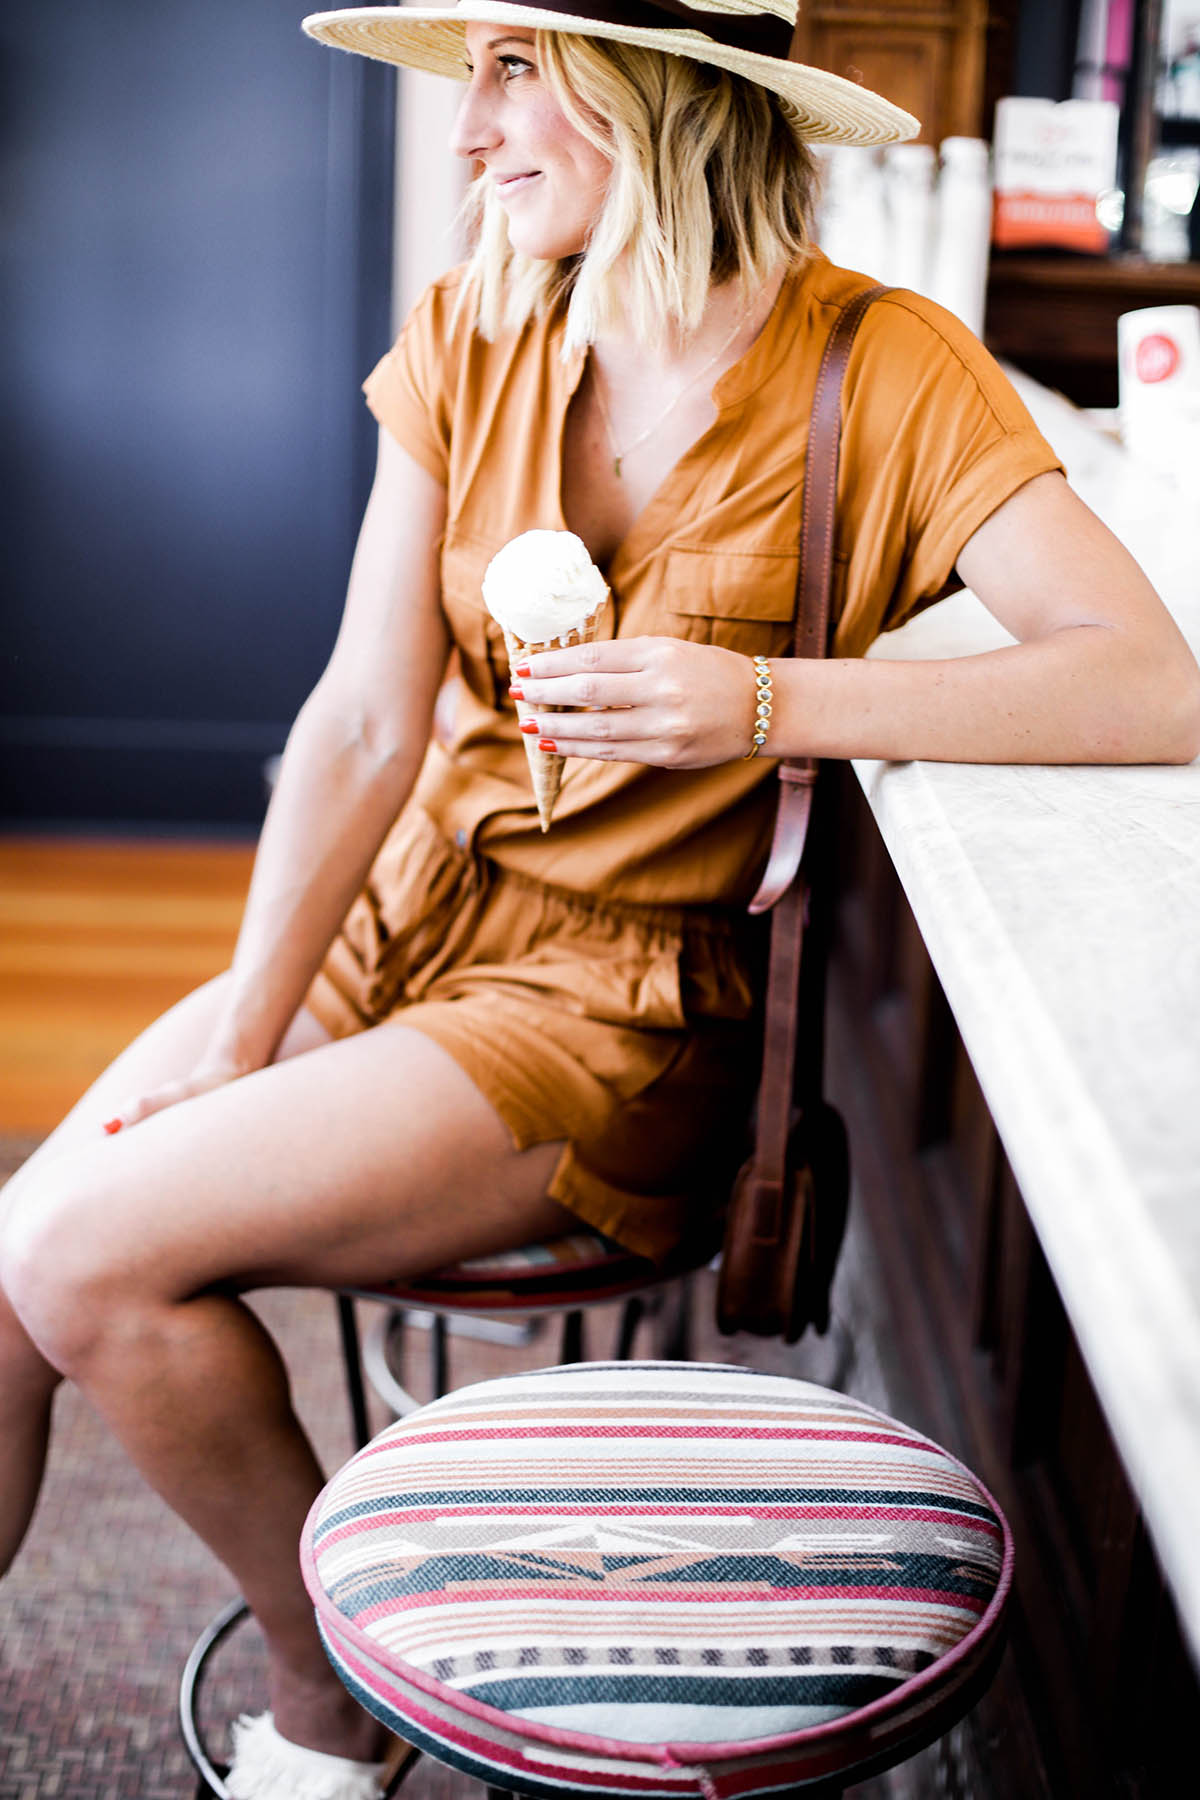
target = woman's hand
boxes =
[509,636,762,768]
[102,1052,255,1135]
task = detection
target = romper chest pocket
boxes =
[660,546,800,659]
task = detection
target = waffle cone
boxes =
[503,615,603,831]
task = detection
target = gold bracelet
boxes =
[742,655,773,759]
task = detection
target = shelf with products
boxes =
[984,251,1200,403]
[793,2,1200,402]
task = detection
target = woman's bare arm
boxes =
[778,471,1200,766]
[509,473,1200,768]
[117,430,449,1125]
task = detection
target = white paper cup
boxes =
[1117,305,1200,486]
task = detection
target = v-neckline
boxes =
[555,353,721,582]
[552,266,799,583]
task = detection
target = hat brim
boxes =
[302,5,920,147]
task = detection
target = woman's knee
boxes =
[0,1165,136,1376]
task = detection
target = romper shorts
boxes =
[306,804,763,1261]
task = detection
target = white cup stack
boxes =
[1117,305,1200,493]
[815,144,890,286]
[814,138,993,339]
[882,143,937,294]
[927,138,993,339]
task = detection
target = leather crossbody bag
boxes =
[716,285,889,1343]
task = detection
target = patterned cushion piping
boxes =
[302,1362,1012,1799]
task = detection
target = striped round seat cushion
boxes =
[302,1362,1011,1798]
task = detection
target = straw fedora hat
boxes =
[301,2,919,147]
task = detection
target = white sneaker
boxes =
[226,1712,389,1800]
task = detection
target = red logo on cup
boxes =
[1135,333,1181,384]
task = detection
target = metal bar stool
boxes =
[302,1361,1012,1800]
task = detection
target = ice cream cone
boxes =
[503,616,603,831]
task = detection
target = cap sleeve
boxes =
[362,272,466,484]
[832,293,1064,658]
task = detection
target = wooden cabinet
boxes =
[791,0,1001,144]
[985,253,1200,405]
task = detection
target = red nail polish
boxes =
[515,662,532,678]
[537,738,558,753]
[519,719,540,734]
[103,1118,123,1135]
[508,684,525,700]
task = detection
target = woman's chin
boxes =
[504,220,587,263]
[510,238,580,262]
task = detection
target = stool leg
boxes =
[560,1309,585,1363]
[381,1744,423,1794]
[615,1294,643,1359]
[336,1295,372,1450]
[431,1311,449,1398]
[661,1271,694,1361]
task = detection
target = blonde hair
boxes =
[458,33,819,354]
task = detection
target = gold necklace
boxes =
[590,312,746,479]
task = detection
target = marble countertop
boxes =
[855,370,1200,1666]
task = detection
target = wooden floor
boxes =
[0,837,254,1134]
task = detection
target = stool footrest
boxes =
[178,1595,248,1799]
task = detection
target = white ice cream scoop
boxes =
[482,530,608,644]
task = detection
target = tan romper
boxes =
[309,253,1062,1259]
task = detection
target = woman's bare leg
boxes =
[0,1009,571,1759]
[1,972,328,1199]
[0,975,324,1573]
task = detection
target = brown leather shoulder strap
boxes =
[796,282,890,662]
[743,284,891,1203]
[748,283,891,917]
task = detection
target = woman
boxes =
[2,4,1198,1796]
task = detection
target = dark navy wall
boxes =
[1,1,396,827]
